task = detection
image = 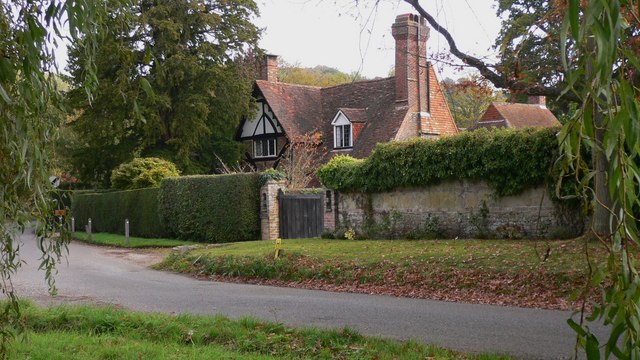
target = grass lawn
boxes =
[158,237,611,309]
[73,231,193,248]
[8,302,511,359]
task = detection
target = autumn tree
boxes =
[280,132,327,189]
[278,62,365,87]
[66,0,261,187]
[441,75,505,129]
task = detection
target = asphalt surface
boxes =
[11,229,606,359]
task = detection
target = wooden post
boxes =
[87,218,92,242]
[125,219,130,246]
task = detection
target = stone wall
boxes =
[260,180,286,240]
[335,180,583,239]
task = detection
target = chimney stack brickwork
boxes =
[392,13,429,112]
[257,54,279,82]
[527,95,546,107]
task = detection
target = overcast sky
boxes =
[255,0,502,80]
[53,0,501,81]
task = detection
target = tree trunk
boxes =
[592,112,613,238]
[587,35,613,239]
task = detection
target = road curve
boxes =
[11,229,603,360]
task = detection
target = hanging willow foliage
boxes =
[0,1,131,357]
[560,1,640,358]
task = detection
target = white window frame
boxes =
[254,138,277,158]
[331,111,353,149]
[333,124,352,148]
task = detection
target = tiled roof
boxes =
[338,108,367,123]
[255,77,407,159]
[254,80,322,139]
[473,102,561,129]
[320,78,407,158]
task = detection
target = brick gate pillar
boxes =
[260,180,286,240]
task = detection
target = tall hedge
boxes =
[71,188,164,238]
[159,173,260,243]
[317,128,559,196]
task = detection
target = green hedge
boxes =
[71,188,165,238]
[317,128,559,196]
[159,173,260,243]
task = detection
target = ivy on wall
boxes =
[317,128,560,197]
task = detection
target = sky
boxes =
[254,0,502,80]
[53,0,502,81]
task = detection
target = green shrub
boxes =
[111,157,180,190]
[71,187,165,238]
[258,169,286,186]
[317,128,559,197]
[159,173,260,243]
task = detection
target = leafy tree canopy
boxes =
[66,0,261,187]
[441,75,506,129]
[278,61,365,87]
[111,157,180,190]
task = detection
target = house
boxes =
[470,96,561,130]
[236,14,458,170]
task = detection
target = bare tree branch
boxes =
[404,0,577,100]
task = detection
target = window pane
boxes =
[255,140,262,157]
[343,125,351,147]
[335,126,342,147]
[268,138,276,156]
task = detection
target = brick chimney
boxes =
[392,14,429,112]
[527,95,546,107]
[257,54,279,82]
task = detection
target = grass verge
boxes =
[73,231,192,248]
[157,238,610,309]
[8,302,511,359]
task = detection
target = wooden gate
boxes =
[279,191,324,239]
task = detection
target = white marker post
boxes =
[71,217,75,233]
[87,218,92,242]
[125,219,130,246]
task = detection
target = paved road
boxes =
[11,229,604,360]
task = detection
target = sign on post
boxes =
[274,238,282,259]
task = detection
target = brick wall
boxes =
[395,112,420,141]
[335,181,583,239]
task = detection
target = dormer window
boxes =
[331,110,354,149]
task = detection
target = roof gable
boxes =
[331,110,351,126]
[239,97,284,139]
[477,102,561,129]
[254,80,322,139]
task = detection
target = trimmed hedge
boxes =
[159,173,261,243]
[317,127,559,196]
[71,187,165,238]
